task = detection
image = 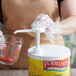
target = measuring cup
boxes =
[0,28,44,65]
[0,35,23,65]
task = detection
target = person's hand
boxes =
[31,14,61,42]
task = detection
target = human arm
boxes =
[60,0,76,35]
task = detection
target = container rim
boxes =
[0,35,23,44]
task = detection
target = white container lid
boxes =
[28,45,71,60]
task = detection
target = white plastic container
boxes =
[28,45,71,76]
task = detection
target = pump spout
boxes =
[14,28,45,34]
[14,29,32,34]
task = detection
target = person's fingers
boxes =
[61,29,75,35]
[61,24,76,35]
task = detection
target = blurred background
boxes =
[64,33,76,68]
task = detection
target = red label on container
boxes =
[43,58,68,71]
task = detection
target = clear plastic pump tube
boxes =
[36,32,40,49]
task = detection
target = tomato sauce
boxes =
[0,56,16,63]
[0,33,16,63]
[6,33,15,56]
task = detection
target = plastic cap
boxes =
[28,45,71,60]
